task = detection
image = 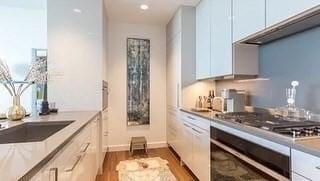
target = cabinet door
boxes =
[178,120,187,162]
[266,0,320,27]
[102,109,108,152]
[167,108,174,146]
[173,111,184,157]
[175,33,182,108]
[192,126,210,181]
[211,0,233,77]
[166,33,181,109]
[175,111,185,158]
[233,0,266,42]
[182,122,194,169]
[168,109,179,152]
[166,40,176,109]
[196,0,211,80]
[292,149,320,180]
[292,172,311,181]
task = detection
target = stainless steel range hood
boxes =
[240,5,320,45]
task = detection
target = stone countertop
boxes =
[0,111,100,181]
[180,108,320,158]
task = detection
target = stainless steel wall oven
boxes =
[210,126,290,181]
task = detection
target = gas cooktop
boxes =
[215,112,320,140]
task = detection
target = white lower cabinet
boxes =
[180,112,210,181]
[181,122,194,168]
[168,111,210,180]
[30,160,55,181]
[190,123,210,181]
[167,107,185,159]
[102,109,108,153]
[31,118,99,181]
[167,107,178,151]
[292,172,311,181]
[292,149,320,181]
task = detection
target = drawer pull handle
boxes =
[80,143,90,153]
[316,166,320,170]
[65,155,82,172]
[187,116,196,120]
[49,168,58,181]
[192,128,203,134]
[183,123,191,128]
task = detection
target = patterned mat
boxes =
[116,157,177,181]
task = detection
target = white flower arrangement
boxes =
[0,57,48,97]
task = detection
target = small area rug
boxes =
[116,157,177,181]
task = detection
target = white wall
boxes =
[101,1,109,152]
[107,22,167,150]
[0,5,47,113]
[47,0,104,111]
[102,6,109,81]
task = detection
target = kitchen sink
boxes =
[0,121,74,144]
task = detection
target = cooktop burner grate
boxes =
[215,112,320,140]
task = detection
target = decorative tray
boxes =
[191,108,211,112]
[0,114,6,120]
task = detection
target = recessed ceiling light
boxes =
[73,8,82,13]
[140,4,149,10]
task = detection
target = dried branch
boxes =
[0,59,14,96]
[0,57,49,97]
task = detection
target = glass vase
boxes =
[6,95,26,121]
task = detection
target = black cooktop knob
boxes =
[303,127,314,136]
[292,128,302,138]
[315,127,320,136]
[235,119,242,123]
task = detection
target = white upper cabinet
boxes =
[167,6,196,107]
[233,0,266,42]
[211,0,233,77]
[196,0,211,80]
[266,0,320,27]
[196,0,259,79]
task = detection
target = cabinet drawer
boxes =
[292,149,320,180]
[180,112,210,131]
[73,123,92,148]
[56,134,91,180]
[53,123,93,181]
[70,150,97,181]
[30,161,54,181]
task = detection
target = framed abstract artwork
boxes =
[127,38,150,126]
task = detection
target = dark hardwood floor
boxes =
[96,147,197,181]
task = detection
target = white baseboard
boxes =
[107,141,168,152]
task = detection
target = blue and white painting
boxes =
[127,38,150,126]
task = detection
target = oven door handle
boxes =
[210,138,289,181]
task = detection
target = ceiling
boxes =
[104,0,200,25]
[0,0,46,10]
